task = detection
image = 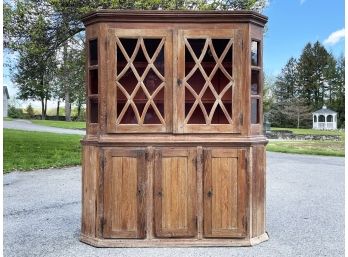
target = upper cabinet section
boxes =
[83,11,267,135]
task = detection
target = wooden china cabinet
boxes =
[81,10,268,247]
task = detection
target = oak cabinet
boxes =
[81,10,268,247]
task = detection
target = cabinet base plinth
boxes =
[80,233,269,248]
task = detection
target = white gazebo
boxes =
[312,105,337,130]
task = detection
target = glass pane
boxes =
[251,41,259,66]
[116,37,165,125]
[89,69,98,94]
[89,39,98,66]
[89,98,98,123]
[251,98,259,124]
[251,70,259,95]
[185,37,233,125]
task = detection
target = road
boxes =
[4,119,85,135]
[3,152,344,257]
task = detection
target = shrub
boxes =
[26,104,35,118]
[8,105,24,119]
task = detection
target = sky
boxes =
[3,0,346,108]
[263,0,345,76]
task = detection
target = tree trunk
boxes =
[297,112,300,128]
[77,101,81,120]
[41,99,45,120]
[56,100,60,120]
[63,42,71,121]
[44,97,48,120]
[65,89,71,121]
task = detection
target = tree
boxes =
[13,14,57,120]
[278,99,312,128]
[331,54,345,127]
[297,41,337,109]
[26,104,35,118]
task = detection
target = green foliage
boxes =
[3,129,83,172]
[8,105,24,119]
[25,104,35,118]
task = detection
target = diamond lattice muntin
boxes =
[116,37,165,125]
[184,38,234,125]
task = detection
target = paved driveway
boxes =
[4,152,344,257]
[4,119,85,135]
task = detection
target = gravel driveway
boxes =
[4,119,85,135]
[4,152,344,257]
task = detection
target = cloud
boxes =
[323,28,345,45]
[300,0,306,5]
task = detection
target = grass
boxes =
[3,129,83,173]
[267,140,344,157]
[4,117,13,121]
[271,127,344,136]
[31,120,86,130]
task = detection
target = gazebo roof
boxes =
[312,105,337,115]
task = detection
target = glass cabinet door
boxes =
[176,29,243,133]
[106,29,172,133]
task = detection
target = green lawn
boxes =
[31,120,86,130]
[271,127,344,136]
[3,129,83,173]
[267,140,344,157]
[4,117,13,121]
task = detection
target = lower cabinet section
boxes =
[81,144,268,246]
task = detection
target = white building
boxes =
[312,105,337,130]
[3,86,9,117]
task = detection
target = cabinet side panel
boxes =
[252,145,266,237]
[81,145,98,237]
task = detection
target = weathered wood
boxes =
[203,148,247,238]
[81,10,268,247]
[154,148,197,237]
[103,148,146,238]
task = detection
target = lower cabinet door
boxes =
[103,148,146,239]
[203,148,247,238]
[154,148,197,237]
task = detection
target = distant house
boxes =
[312,105,337,130]
[3,86,9,117]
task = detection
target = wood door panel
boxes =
[103,149,146,238]
[176,29,243,133]
[203,148,247,238]
[154,148,197,237]
[106,29,173,133]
